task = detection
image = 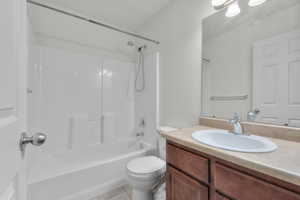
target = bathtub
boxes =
[28,140,152,200]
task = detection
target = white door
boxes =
[253,30,300,127]
[286,31,300,127]
[0,0,28,199]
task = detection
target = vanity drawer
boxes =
[214,163,300,200]
[167,143,209,183]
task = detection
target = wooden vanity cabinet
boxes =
[166,142,300,200]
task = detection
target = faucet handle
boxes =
[228,113,240,124]
[228,119,235,124]
[136,132,144,137]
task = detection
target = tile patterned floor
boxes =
[154,183,166,200]
[89,184,166,200]
[89,186,130,200]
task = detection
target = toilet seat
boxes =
[127,156,166,179]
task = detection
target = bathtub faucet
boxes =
[136,132,145,137]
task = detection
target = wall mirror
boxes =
[201,0,300,127]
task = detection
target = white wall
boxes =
[139,0,214,128]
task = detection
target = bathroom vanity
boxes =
[163,126,300,200]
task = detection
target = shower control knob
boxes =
[20,132,47,152]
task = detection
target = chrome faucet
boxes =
[228,113,243,135]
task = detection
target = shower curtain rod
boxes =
[27,0,160,45]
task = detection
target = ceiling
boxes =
[28,0,172,56]
[32,0,172,30]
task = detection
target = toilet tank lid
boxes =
[127,156,166,174]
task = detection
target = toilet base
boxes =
[132,189,152,200]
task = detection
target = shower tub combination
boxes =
[26,40,158,200]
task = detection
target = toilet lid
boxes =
[127,156,165,174]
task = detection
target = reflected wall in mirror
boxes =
[201,0,300,127]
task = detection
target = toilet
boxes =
[126,156,166,200]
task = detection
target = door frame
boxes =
[16,0,29,199]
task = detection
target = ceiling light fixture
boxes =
[248,0,267,7]
[211,0,266,18]
[212,0,227,7]
[225,1,241,17]
[212,0,235,10]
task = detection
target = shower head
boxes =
[138,45,147,52]
[127,41,147,52]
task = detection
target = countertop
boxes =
[161,125,300,187]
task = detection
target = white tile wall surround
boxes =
[29,45,136,153]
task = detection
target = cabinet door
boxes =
[167,166,208,200]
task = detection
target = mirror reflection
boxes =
[201,0,300,127]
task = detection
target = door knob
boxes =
[20,132,47,152]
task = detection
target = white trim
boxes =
[156,52,160,129]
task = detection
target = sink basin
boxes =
[192,130,277,153]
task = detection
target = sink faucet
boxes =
[228,113,243,135]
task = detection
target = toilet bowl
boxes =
[126,156,166,200]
